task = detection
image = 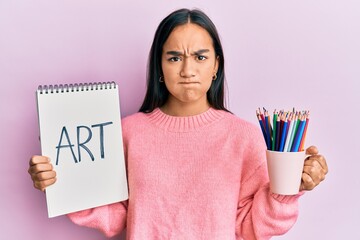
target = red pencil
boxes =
[299,111,310,151]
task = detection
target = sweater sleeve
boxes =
[235,124,303,240]
[67,200,128,238]
[235,163,303,239]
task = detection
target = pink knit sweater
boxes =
[68,108,302,239]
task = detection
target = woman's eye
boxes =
[169,57,181,62]
[197,55,207,61]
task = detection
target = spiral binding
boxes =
[37,82,117,94]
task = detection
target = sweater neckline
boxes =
[146,107,225,132]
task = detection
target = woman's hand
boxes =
[28,156,57,191]
[300,146,328,191]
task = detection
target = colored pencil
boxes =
[259,107,265,124]
[264,110,272,150]
[264,108,273,138]
[287,111,299,152]
[256,109,268,147]
[283,112,294,152]
[279,112,288,151]
[291,113,306,152]
[299,111,310,151]
[275,112,281,151]
[272,110,277,151]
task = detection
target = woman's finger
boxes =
[31,170,56,182]
[304,156,328,175]
[28,163,53,175]
[34,178,57,191]
[29,155,50,166]
[305,145,318,155]
[303,165,326,183]
[300,172,316,191]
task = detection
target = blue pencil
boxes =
[287,112,299,152]
[283,112,294,152]
[291,114,306,152]
[279,113,288,151]
[264,111,272,150]
[275,113,281,151]
[256,110,268,147]
[272,110,277,151]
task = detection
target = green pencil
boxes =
[272,110,277,151]
[288,111,300,152]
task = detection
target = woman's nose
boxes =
[180,58,195,78]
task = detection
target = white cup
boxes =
[266,150,308,195]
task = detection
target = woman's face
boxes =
[161,23,219,110]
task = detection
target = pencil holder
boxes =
[266,150,308,195]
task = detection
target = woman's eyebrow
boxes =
[193,49,210,55]
[165,49,210,56]
[165,50,183,56]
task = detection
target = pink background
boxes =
[0,1,359,239]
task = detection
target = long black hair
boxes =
[139,8,229,113]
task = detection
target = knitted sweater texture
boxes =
[68,108,301,240]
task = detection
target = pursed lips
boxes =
[178,82,200,84]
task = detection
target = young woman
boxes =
[28,8,328,239]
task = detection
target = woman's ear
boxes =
[214,56,219,74]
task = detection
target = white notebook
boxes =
[36,82,128,218]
